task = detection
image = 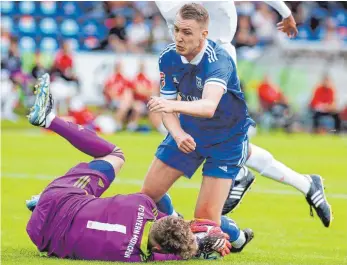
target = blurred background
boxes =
[1,1,347,134]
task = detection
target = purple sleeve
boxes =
[151,253,183,261]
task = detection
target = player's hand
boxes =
[147,96,175,113]
[173,131,196,154]
[191,220,231,257]
[277,14,298,38]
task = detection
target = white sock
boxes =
[171,210,179,217]
[246,145,311,195]
[45,112,56,128]
[235,166,248,181]
[231,231,246,248]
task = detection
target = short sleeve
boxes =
[159,44,178,100]
[204,56,233,93]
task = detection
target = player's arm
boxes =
[156,48,196,153]
[148,57,229,118]
[148,85,223,118]
[264,1,298,38]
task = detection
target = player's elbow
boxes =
[204,108,215,118]
[203,102,217,118]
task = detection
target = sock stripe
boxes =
[231,191,243,196]
[232,187,245,191]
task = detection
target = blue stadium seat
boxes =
[311,7,329,20]
[39,1,58,16]
[332,9,347,26]
[18,16,36,36]
[39,17,58,37]
[18,1,36,15]
[1,16,13,32]
[83,36,99,50]
[19,36,36,52]
[61,1,82,17]
[1,36,10,56]
[296,25,316,41]
[0,1,16,15]
[81,20,107,39]
[40,37,59,52]
[60,19,80,37]
[314,26,326,41]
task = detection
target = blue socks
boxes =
[156,193,175,215]
[220,215,240,242]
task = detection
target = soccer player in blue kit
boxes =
[144,3,255,250]
[155,1,332,228]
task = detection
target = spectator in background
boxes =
[94,15,128,52]
[1,36,31,95]
[1,69,19,122]
[235,15,258,49]
[310,75,341,133]
[322,18,342,45]
[258,75,288,111]
[50,41,80,115]
[126,12,150,53]
[258,75,293,131]
[133,1,158,19]
[149,14,171,53]
[108,15,128,52]
[103,61,134,131]
[31,52,47,79]
[51,41,80,92]
[126,61,153,132]
[251,3,276,45]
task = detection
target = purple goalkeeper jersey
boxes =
[26,163,181,262]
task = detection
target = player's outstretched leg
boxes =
[225,144,332,227]
[26,74,125,211]
[305,175,332,228]
[28,73,123,160]
[222,167,255,215]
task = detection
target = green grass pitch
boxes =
[1,128,347,265]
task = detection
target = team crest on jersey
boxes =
[160,72,165,89]
[196,76,203,90]
[173,76,179,84]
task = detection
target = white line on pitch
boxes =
[2,172,347,200]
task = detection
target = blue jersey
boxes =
[159,40,255,145]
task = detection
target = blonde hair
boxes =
[151,216,197,259]
[179,3,209,28]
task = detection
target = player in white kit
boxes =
[155,1,332,228]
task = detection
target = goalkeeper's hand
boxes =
[191,219,231,257]
[197,233,231,257]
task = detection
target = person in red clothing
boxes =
[103,61,134,131]
[258,75,288,111]
[310,75,341,133]
[125,62,154,131]
[257,75,292,131]
[51,41,80,90]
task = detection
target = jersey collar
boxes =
[180,39,208,65]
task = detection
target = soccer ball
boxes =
[194,225,222,260]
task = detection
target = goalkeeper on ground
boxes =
[25,74,234,262]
